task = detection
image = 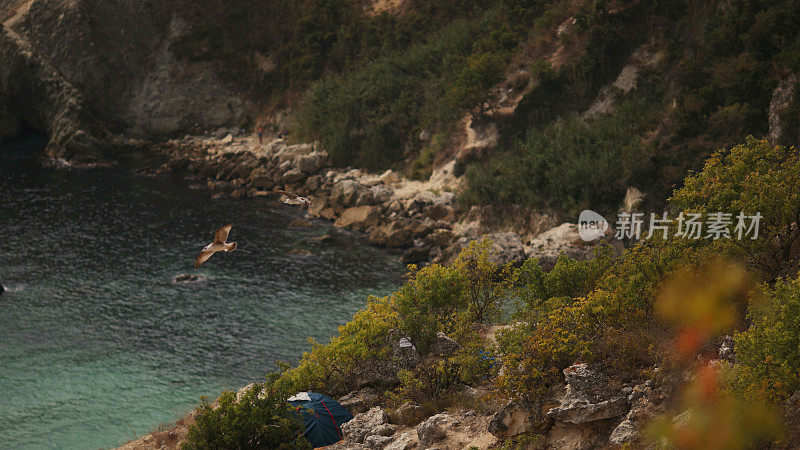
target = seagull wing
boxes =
[195,249,216,269]
[283,197,306,205]
[276,190,299,200]
[214,223,234,244]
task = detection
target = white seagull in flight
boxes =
[195,223,237,269]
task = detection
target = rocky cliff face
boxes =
[0,0,245,159]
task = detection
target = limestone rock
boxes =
[335,206,382,230]
[769,73,798,145]
[395,402,424,425]
[281,168,306,184]
[525,223,592,269]
[385,431,417,450]
[365,434,394,449]
[249,167,273,189]
[332,180,364,206]
[341,407,388,444]
[547,363,629,424]
[305,174,322,192]
[339,388,380,415]
[379,170,401,185]
[369,221,414,248]
[428,332,459,357]
[417,413,449,447]
[296,151,327,173]
[488,401,550,438]
[718,335,735,362]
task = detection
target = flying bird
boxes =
[195,223,237,269]
[276,190,311,206]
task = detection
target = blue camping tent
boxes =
[288,392,354,447]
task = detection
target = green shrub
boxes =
[515,246,616,313]
[726,275,800,404]
[394,358,463,404]
[464,96,660,217]
[182,375,311,450]
[282,296,398,395]
[393,263,467,353]
[453,238,517,324]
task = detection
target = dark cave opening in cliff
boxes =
[1,119,48,154]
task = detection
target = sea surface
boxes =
[0,137,402,449]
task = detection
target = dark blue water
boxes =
[0,138,402,449]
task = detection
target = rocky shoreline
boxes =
[136,131,608,267]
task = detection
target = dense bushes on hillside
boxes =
[464,0,800,218]
[277,139,798,444]
[182,375,311,449]
[463,96,661,217]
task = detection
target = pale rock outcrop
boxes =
[524,223,591,269]
[417,413,449,447]
[768,74,798,145]
[296,151,327,173]
[341,407,390,444]
[488,401,550,438]
[428,331,459,357]
[339,387,380,415]
[332,179,365,206]
[385,431,417,450]
[547,363,630,424]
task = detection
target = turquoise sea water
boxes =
[0,138,402,449]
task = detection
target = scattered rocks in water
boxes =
[287,248,312,256]
[288,218,312,228]
[172,274,205,284]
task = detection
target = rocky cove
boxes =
[136,131,610,269]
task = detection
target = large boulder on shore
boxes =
[335,206,382,230]
[248,167,274,189]
[296,151,327,173]
[332,179,365,207]
[369,221,415,248]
